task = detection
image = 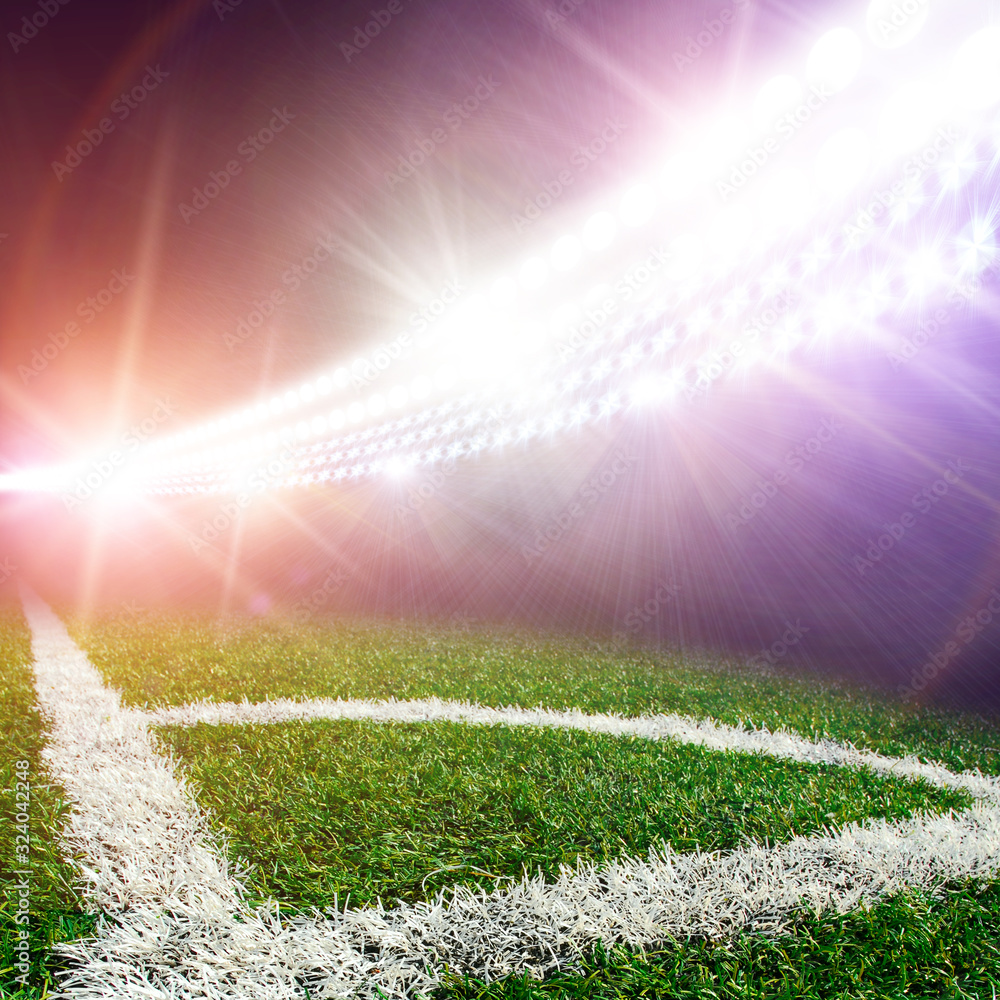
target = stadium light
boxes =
[4,5,1000,503]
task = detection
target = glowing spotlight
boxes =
[950,27,1000,110]
[806,27,863,94]
[904,247,947,294]
[665,234,704,281]
[757,167,814,230]
[583,211,616,251]
[489,275,518,305]
[939,143,980,190]
[866,0,930,50]
[329,409,345,430]
[956,219,998,275]
[367,393,386,417]
[814,294,857,338]
[551,235,582,271]
[387,385,408,408]
[753,75,804,130]
[284,390,299,409]
[705,204,755,259]
[333,367,350,388]
[816,127,871,195]
[879,83,944,155]
[660,150,702,200]
[433,367,456,390]
[519,257,548,289]
[619,183,657,226]
[347,402,365,423]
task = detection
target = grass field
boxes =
[3,600,1000,997]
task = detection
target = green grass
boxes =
[437,879,1000,998]
[156,717,971,910]
[2,606,997,998]
[69,612,1000,777]
[0,599,95,999]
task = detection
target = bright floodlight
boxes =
[806,27,863,94]
[582,211,616,251]
[489,275,517,306]
[618,183,657,227]
[659,151,702,200]
[956,219,998,275]
[815,127,871,195]
[665,233,704,281]
[904,247,947,294]
[866,0,930,50]
[950,27,1000,110]
[433,366,455,390]
[753,75,805,130]
[630,375,667,405]
[879,82,943,155]
[550,235,582,271]
[705,204,755,259]
[756,167,814,231]
[519,257,548,289]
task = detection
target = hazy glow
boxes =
[551,235,582,271]
[753,75,804,130]
[950,27,1000,110]
[806,27,863,94]
[519,257,548,289]
[7,0,999,505]
[757,167,814,229]
[582,211,616,251]
[879,82,945,155]
[866,0,930,50]
[618,183,657,227]
[660,151,702,200]
[815,127,871,195]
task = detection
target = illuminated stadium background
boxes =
[1,0,1000,711]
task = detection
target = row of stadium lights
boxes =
[141,19,904,454]
[6,4,999,497]
[90,107,1000,493]
[143,155,999,495]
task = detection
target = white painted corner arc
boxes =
[19,589,1000,999]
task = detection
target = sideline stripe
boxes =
[19,586,242,914]
[145,695,1000,804]
[21,591,1000,999]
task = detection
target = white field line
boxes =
[19,587,243,916]
[144,696,1000,805]
[19,591,1000,1000]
